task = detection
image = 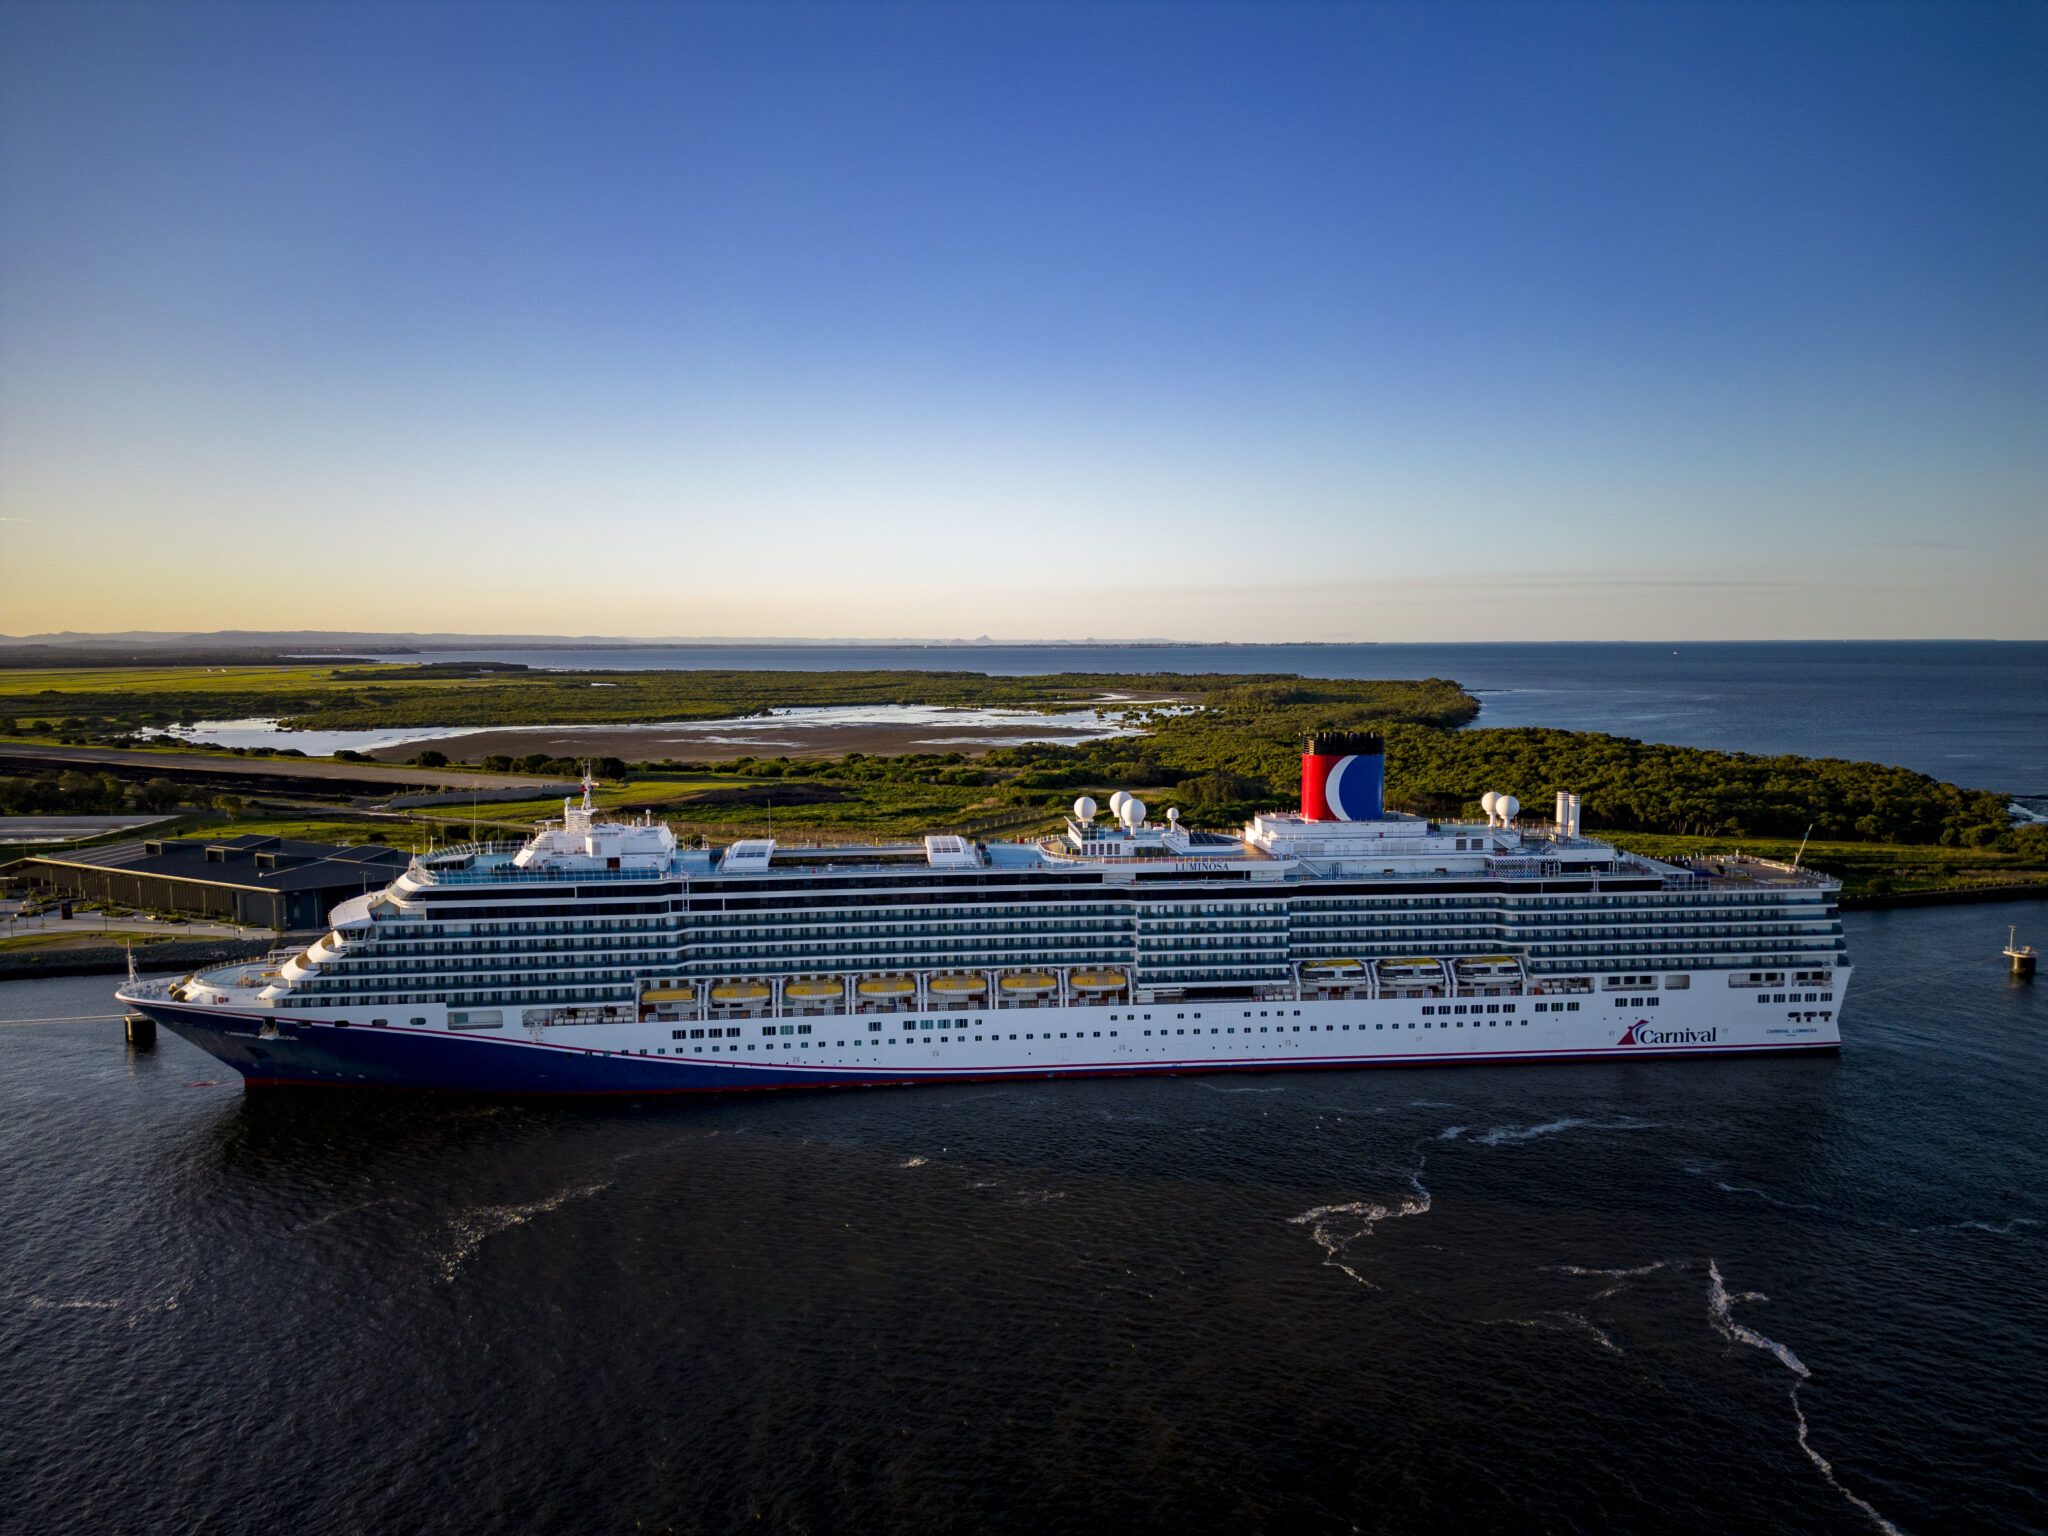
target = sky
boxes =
[1,0,2043,642]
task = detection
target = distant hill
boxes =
[0,629,1191,651]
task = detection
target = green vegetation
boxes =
[0,663,1474,737]
[4,664,2032,866]
[0,929,173,954]
[1374,725,2024,847]
[1,768,186,816]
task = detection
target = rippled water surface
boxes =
[3,901,2044,1535]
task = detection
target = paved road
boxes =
[0,741,569,793]
[0,814,177,844]
[0,901,257,942]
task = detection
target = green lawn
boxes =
[0,928,173,953]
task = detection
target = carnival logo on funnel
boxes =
[1618,1021,1718,1046]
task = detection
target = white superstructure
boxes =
[120,742,1849,1091]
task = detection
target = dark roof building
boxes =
[19,834,409,930]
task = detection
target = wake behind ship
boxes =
[118,734,1848,1092]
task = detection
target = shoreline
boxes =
[0,936,276,983]
[1837,882,2048,911]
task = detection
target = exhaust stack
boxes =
[1301,731,1385,822]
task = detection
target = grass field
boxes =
[0,929,173,953]
[0,663,1363,734]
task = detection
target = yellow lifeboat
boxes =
[710,982,771,1004]
[1069,970,1126,991]
[857,976,915,998]
[928,975,987,996]
[1303,958,1364,975]
[641,986,696,1002]
[785,979,843,1001]
[999,971,1058,993]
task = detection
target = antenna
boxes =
[1793,824,1813,870]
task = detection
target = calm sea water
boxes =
[3,900,2043,1535]
[357,642,2048,793]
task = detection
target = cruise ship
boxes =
[117,734,1849,1092]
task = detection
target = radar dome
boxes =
[1480,791,1500,816]
[1498,794,1520,820]
[1072,796,1098,821]
[1165,806,1180,823]
[1122,797,1147,827]
[1109,790,1131,816]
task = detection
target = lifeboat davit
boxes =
[1068,970,1126,992]
[999,971,1058,993]
[857,976,915,998]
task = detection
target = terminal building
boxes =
[16,834,408,931]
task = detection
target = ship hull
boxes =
[123,982,1845,1095]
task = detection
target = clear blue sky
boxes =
[2,0,2042,640]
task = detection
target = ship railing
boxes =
[1665,854,1837,889]
[415,861,692,886]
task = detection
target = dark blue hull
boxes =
[128,1000,1837,1096]
[132,1000,893,1093]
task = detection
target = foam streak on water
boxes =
[434,1181,611,1282]
[1707,1260,1906,1536]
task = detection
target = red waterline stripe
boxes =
[238,1042,1841,1094]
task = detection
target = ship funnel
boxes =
[1301,731,1384,822]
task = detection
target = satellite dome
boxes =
[1498,794,1520,820]
[1165,806,1180,823]
[1123,797,1147,827]
[1480,791,1501,816]
[1109,790,1130,815]
[1073,796,1098,821]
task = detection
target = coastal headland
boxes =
[2,658,2043,921]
